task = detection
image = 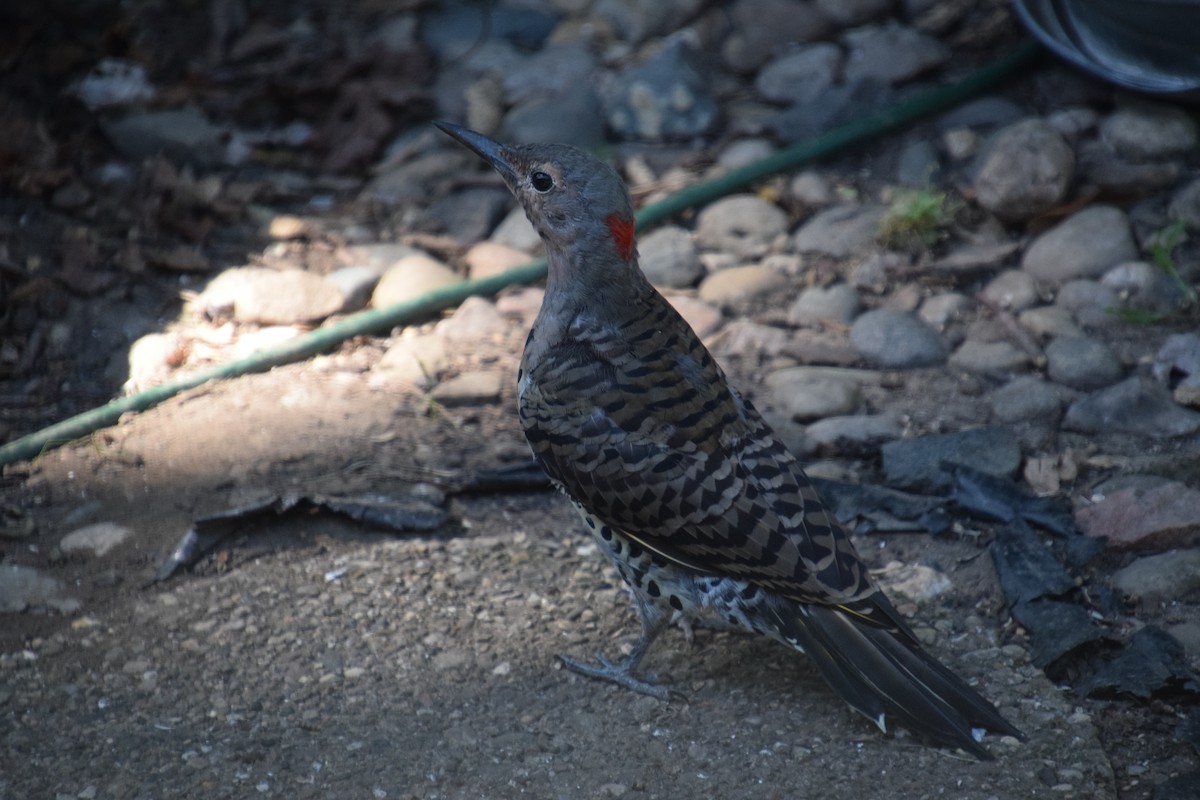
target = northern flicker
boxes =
[435,121,1025,759]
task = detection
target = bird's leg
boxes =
[559,595,671,700]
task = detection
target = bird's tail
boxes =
[766,599,1025,760]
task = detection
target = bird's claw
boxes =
[558,653,670,701]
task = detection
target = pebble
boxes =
[842,22,950,85]
[804,413,902,452]
[754,44,841,105]
[875,561,952,603]
[768,81,895,144]
[593,0,701,46]
[764,367,863,422]
[1109,550,1200,604]
[788,171,835,207]
[324,266,381,312]
[665,294,723,338]
[1021,205,1138,285]
[59,522,133,558]
[373,334,448,389]
[1063,377,1200,438]
[981,269,1039,312]
[341,243,424,273]
[1167,176,1200,231]
[1017,306,1085,341]
[123,332,184,394]
[917,292,972,331]
[972,118,1073,222]
[787,283,860,326]
[1154,334,1200,407]
[638,226,704,288]
[431,370,504,406]
[0,564,80,614]
[1054,279,1121,329]
[710,320,789,358]
[697,265,787,313]
[421,4,555,59]
[423,187,511,244]
[722,0,830,73]
[815,0,892,26]
[793,205,887,259]
[849,308,947,368]
[947,339,1030,374]
[501,43,597,105]
[195,267,345,325]
[371,254,463,308]
[695,195,788,259]
[881,426,1022,491]
[495,286,543,320]
[606,38,717,141]
[714,138,776,171]
[1100,101,1199,162]
[987,376,1064,424]
[1044,336,1123,390]
[464,241,531,281]
[1076,140,1182,195]
[103,108,228,167]
[1100,261,1185,314]
[435,296,506,342]
[502,78,607,147]
[1077,481,1200,552]
[896,138,941,187]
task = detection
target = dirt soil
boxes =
[1,1,1198,799]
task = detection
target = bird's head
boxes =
[435,122,637,267]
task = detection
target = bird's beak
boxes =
[434,121,520,186]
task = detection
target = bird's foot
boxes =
[558,652,671,701]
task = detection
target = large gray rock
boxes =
[1044,336,1123,391]
[1022,206,1138,284]
[881,426,1022,492]
[1064,377,1200,438]
[793,204,887,258]
[973,119,1074,222]
[850,309,947,368]
[695,195,788,258]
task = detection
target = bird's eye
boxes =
[530,171,554,192]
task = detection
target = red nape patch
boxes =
[605,213,636,262]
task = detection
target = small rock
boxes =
[1167,177,1200,232]
[123,332,184,394]
[1109,549,1200,603]
[371,254,463,308]
[502,79,608,148]
[710,320,790,358]
[1045,107,1098,140]
[849,308,947,368]
[695,195,788,259]
[59,522,133,558]
[788,171,835,207]
[1054,279,1121,329]
[496,287,544,321]
[1076,140,1182,195]
[805,414,902,452]
[793,204,887,259]
[1044,336,1123,390]
[787,283,860,326]
[1017,305,1084,340]
[665,294,723,338]
[722,0,830,73]
[375,334,448,389]
[842,22,950,85]
[341,243,424,273]
[987,376,1064,423]
[592,0,704,46]
[941,127,980,161]
[876,561,952,603]
[754,44,841,105]
[1063,377,1200,438]
[324,266,381,313]
[765,367,863,422]
[768,81,895,145]
[1101,101,1199,162]
[196,267,345,325]
[815,0,893,26]
[464,241,531,281]
[1154,333,1200,386]
[103,107,228,167]
[697,265,787,313]
[1022,205,1138,284]
[714,138,776,171]
[881,426,1021,491]
[981,269,1039,311]
[432,371,504,406]
[501,43,598,105]
[896,138,941,187]
[973,118,1074,222]
[0,564,80,614]
[1077,480,1200,552]
[606,38,718,141]
[948,339,1030,374]
[917,292,972,331]
[423,187,511,244]
[1101,260,1185,314]
[638,226,703,288]
[435,296,506,342]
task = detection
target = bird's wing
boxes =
[520,299,897,626]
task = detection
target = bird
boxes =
[434,120,1025,760]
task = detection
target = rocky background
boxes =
[1,1,1199,798]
